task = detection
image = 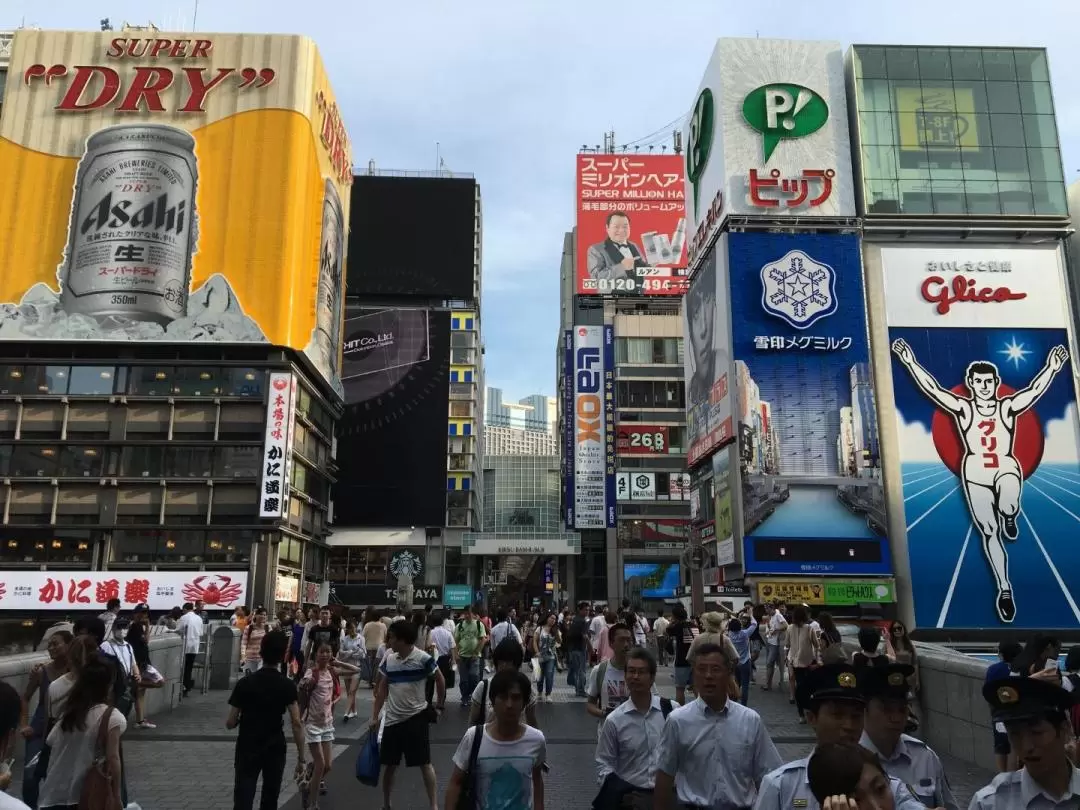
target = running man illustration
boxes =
[891,338,1069,624]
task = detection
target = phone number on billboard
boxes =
[583,277,689,293]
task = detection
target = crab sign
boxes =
[182,575,244,607]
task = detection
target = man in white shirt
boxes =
[429,615,457,692]
[588,607,607,664]
[652,612,670,666]
[763,603,788,691]
[595,647,673,809]
[489,609,522,650]
[176,602,204,696]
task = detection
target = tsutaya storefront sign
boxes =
[683,38,855,267]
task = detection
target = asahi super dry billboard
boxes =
[0,31,352,396]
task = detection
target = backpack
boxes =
[298,667,340,719]
[660,697,674,718]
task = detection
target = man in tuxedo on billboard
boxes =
[586,211,648,283]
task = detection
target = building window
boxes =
[213,446,261,478]
[223,369,265,398]
[69,367,118,396]
[465,318,474,330]
[452,318,461,330]
[449,424,458,436]
[173,368,221,397]
[615,380,685,409]
[0,530,97,565]
[463,371,473,383]
[59,447,104,478]
[120,446,165,478]
[10,446,60,477]
[164,447,213,478]
[128,367,174,396]
[616,338,682,365]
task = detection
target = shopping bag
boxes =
[531,658,541,684]
[356,730,380,787]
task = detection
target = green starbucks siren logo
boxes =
[742,84,829,163]
[686,88,714,218]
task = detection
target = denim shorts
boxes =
[673,666,692,688]
[305,723,335,744]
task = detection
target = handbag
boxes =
[78,705,122,810]
[355,730,380,787]
[456,679,488,810]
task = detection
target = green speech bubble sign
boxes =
[686,88,714,218]
[742,83,829,163]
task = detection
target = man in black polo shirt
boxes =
[227,630,308,810]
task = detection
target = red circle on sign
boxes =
[929,383,1044,479]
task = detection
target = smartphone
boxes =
[1044,658,1059,671]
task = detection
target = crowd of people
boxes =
[2,598,1079,810]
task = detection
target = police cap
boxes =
[982,675,1077,723]
[861,663,915,703]
[803,663,865,706]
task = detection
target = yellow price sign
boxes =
[756,580,826,605]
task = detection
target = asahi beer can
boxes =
[641,231,661,266]
[669,217,687,263]
[315,178,345,377]
[59,124,199,324]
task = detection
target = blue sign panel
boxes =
[604,324,617,528]
[729,232,890,576]
[563,329,575,529]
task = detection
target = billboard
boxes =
[712,446,735,566]
[624,562,680,599]
[0,31,352,396]
[259,372,298,518]
[341,307,430,393]
[0,570,247,611]
[683,39,855,267]
[880,245,1080,629]
[569,325,615,529]
[576,154,688,296]
[730,232,889,576]
[334,309,450,527]
[346,175,477,299]
[617,424,670,455]
[685,236,733,466]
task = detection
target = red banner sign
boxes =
[617,425,670,454]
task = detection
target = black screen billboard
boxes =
[346,176,477,299]
[334,308,450,527]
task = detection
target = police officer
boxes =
[753,663,932,810]
[859,663,958,810]
[970,676,1080,809]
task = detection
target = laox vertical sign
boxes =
[571,326,615,529]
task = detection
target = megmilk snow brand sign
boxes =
[0,570,248,611]
[879,245,1080,630]
[570,325,615,529]
[684,237,733,466]
[259,372,298,518]
[576,154,688,296]
[0,31,352,396]
[730,233,889,576]
[683,38,855,268]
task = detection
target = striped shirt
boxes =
[380,647,437,726]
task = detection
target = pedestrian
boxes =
[490,608,524,650]
[806,743,896,810]
[564,602,591,698]
[227,630,307,810]
[128,605,163,729]
[289,612,308,681]
[231,606,250,632]
[427,612,457,706]
[665,605,696,705]
[816,613,846,665]
[370,619,445,810]
[362,609,386,688]
[762,602,788,691]
[240,607,270,676]
[652,610,669,667]
[338,621,364,722]
[470,639,540,728]
[0,681,32,809]
[972,675,1080,809]
[304,607,340,664]
[594,647,673,810]
[654,642,781,810]
[726,614,758,705]
[176,602,204,696]
[985,640,1023,773]
[17,630,70,807]
[860,663,959,810]
[37,656,125,810]
[156,606,181,631]
[587,623,634,728]
[588,606,606,666]
[688,612,741,702]
[454,604,487,708]
[445,670,546,810]
[755,663,927,810]
[97,598,121,638]
[853,627,891,670]
[299,643,359,807]
[533,613,560,703]
[787,605,818,723]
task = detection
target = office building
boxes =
[484,387,557,456]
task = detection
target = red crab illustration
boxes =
[0,583,6,601]
[182,575,244,607]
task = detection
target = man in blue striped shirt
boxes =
[370,619,445,810]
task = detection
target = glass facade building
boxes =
[849,46,1066,217]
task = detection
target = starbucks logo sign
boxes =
[389,550,424,579]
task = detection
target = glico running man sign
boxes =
[565,325,616,529]
[0,31,352,397]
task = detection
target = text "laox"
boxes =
[576,347,602,444]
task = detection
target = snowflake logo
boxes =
[759,250,838,330]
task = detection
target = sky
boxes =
[9,0,1079,403]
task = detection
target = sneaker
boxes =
[136,720,157,729]
[320,781,328,795]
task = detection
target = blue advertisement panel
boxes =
[563,329,575,529]
[604,325,617,528]
[730,232,890,575]
[881,245,1080,629]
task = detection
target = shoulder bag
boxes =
[78,705,122,810]
[456,679,488,810]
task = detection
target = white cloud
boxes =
[1040,403,1080,464]
[895,410,941,463]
